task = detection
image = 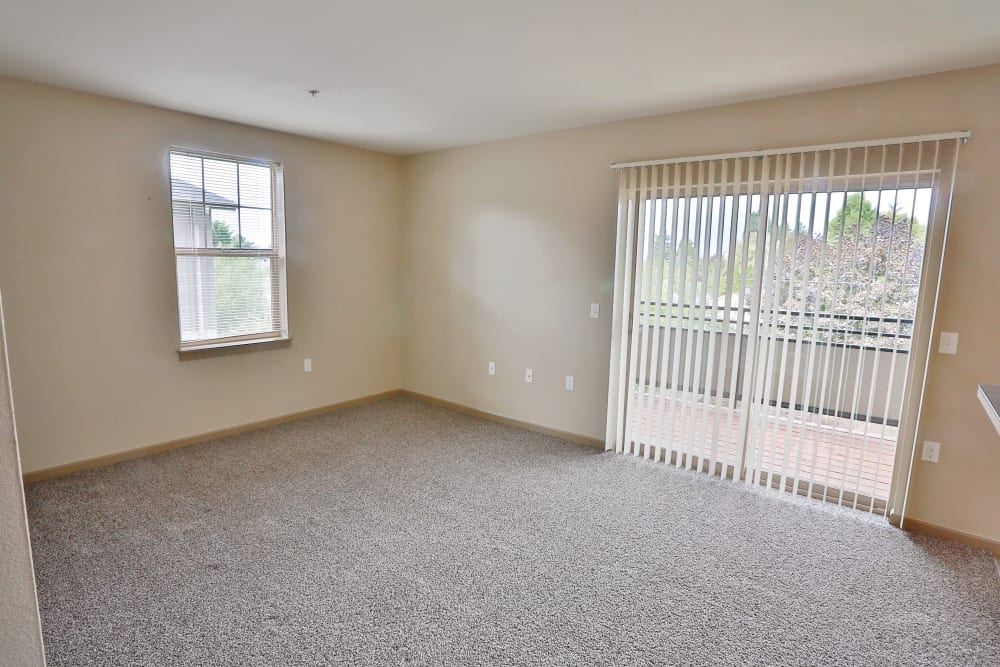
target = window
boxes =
[169,149,287,352]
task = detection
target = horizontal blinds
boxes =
[607,135,964,519]
[169,150,287,348]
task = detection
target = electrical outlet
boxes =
[565,375,574,391]
[590,303,600,319]
[488,361,496,376]
[304,358,312,373]
[938,332,959,355]
[921,441,941,463]
[525,368,533,383]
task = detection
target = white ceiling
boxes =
[2,1,999,154]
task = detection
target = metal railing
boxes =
[638,300,914,355]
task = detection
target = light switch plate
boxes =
[590,303,600,319]
[304,358,312,373]
[565,375,574,391]
[938,332,959,355]
[488,361,496,376]
[525,368,533,383]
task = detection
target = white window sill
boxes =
[178,336,291,360]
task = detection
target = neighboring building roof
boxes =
[170,178,237,206]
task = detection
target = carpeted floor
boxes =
[25,396,1000,666]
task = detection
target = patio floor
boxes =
[628,390,897,510]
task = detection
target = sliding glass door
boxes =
[607,136,964,518]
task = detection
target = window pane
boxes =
[172,202,211,249]
[209,208,240,248]
[239,208,272,249]
[202,159,238,206]
[170,153,204,203]
[238,163,272,209]
[176,256,277,342]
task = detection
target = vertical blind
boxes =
[169,149,287,349]
[606,133,965,519]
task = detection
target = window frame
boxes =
[168,147,289,357]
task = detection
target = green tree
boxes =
[776,195,926,348]
[209,221,272,337]
[211,220,253,249]
[827,193,877,242]
[637,192,927,347]
[827,193,924,242]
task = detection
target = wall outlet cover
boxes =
[921,440,941,463]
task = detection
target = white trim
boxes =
[169,146,278,169]
[898,140,962,525]
[180,332,286,351]
[977,385,1000,437]
[610,131,971,170]
[169,148,288,353]
[174,248,279,258]
[606,174,636,450]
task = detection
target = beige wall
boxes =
[0,77,403,473]
[0,290,46,665]
[3,66,999,543]
[401,64,1000,541]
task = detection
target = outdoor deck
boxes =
[629,391,897,509]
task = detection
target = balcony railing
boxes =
[633,300,912,426]
[638,300,914,354]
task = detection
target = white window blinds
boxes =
[606,133,966,520]
[169,149,288,350]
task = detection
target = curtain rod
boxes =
[610,131,971,170]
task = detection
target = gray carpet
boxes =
[24,396,1000,666]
